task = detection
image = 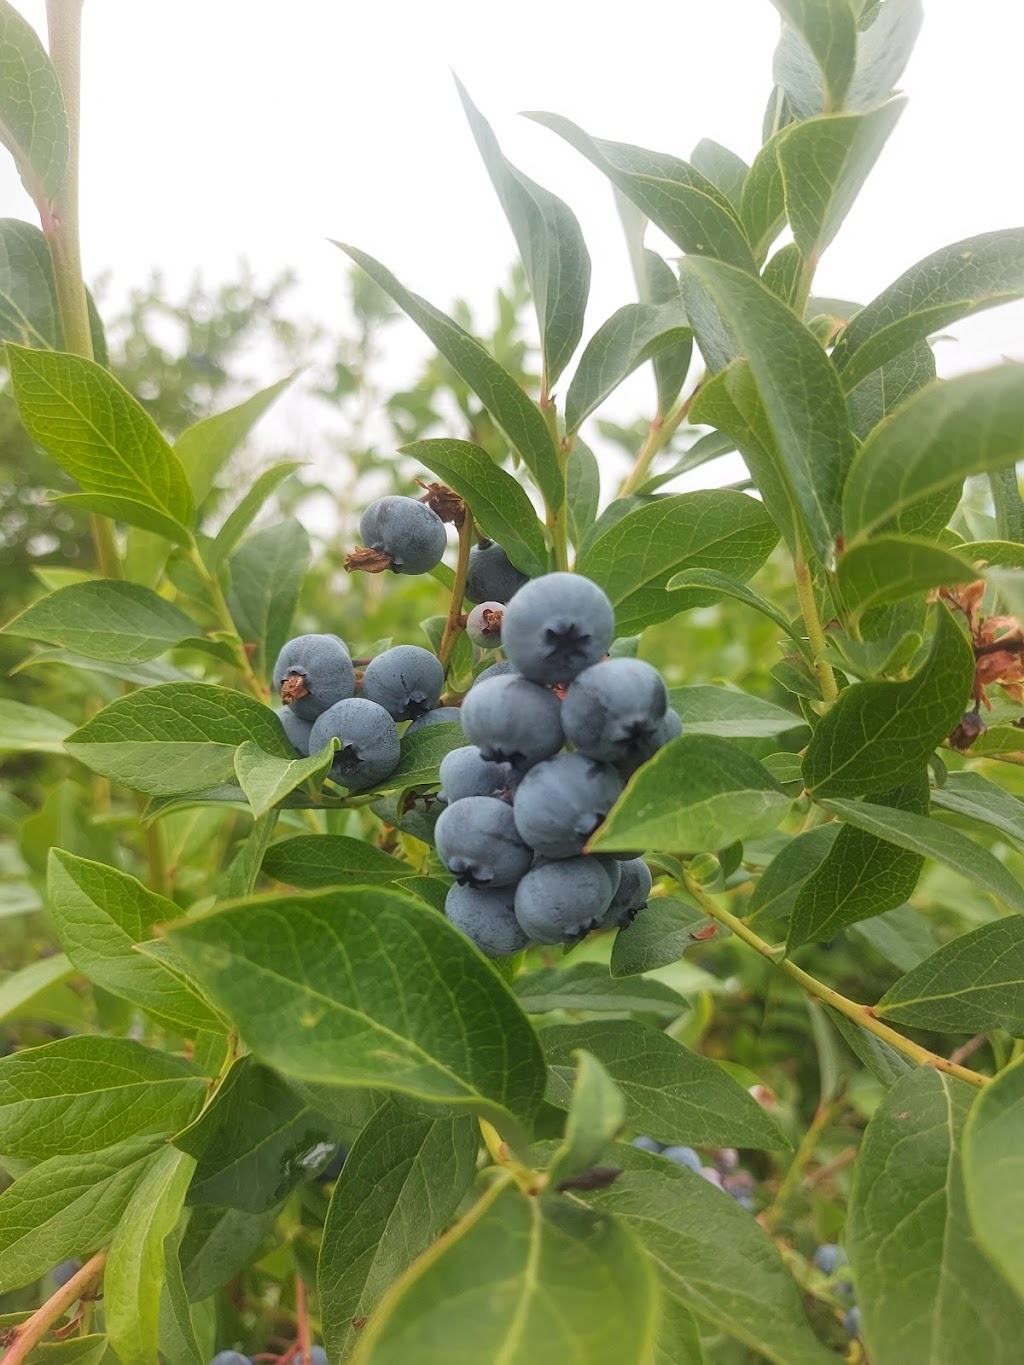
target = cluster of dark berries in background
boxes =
[632,1138,757,1210]
[273,490,682,960]
[812,1242,860,1340]
[211,1353,327,1365]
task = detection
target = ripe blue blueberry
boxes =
[310,1349,329,1365]
[615,706,682,778]
[360,495,448,575]
[631,1135,662,1153]
[361,645,444,720]
[512,753,622,858]
[273,634,356,722]
[439,746,517,805]
[472,659,518,688]
[662,1145,702,1173]
[276,706,313,757]
[52,1258,81,1288]
[445,883,531,957]
[465,600,504,649]
[405,705,463,732]
[513,855,619,944]
[466,539,530,604]
[562,658,668,763]
[434,795,532,888]
[500,572,614,684]
[210,1354,251,1365]
[309,698,401,790]
[598,857,653,929]
[460,673,564,767]
[844,1307,861,1340]
[813,1243,849,1276]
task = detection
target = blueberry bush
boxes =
[2,1,1024,1362]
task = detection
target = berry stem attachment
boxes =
[541,397,571,574]
[794,555,839,703]
[438,508,475,674]
[294,1273,312,1365]
[681,874,991,1089]
[0,1247,107,1365]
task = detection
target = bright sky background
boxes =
[3,1,1023,489]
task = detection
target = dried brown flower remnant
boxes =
[417,480,466,527]
[280,672,310,704]
[344,545,394,574]
[942,580,1024,708]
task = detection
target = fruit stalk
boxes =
[0,1247,107,1365]
[794,556,839,703]
[438,508,475,673]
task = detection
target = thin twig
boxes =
[1,1248,107,1365]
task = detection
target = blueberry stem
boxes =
[438,507,475,674]
[295,1272,312,1365]
[682,872,991,1089]
[186,547,267,701]
[541,397,571,573]
[0,1246,108,1365]
[619,386,697,497]
[762,1098,839,1234]
[795,555,839,703]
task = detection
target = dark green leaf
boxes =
[846,339,936,439]
[319,1099,478,1362]
[566,299,692,434]
[668,685,807,738]
[179,1204,279,1301]
[173,374,296,504]
[0,697,72,754]
[0,217,59,347]
[547,1051,626,1188]
[336,243,562,508]
[513,962,686,1015]
[848,902,935,971]
[590,734,789,854]
[164,887,546,1143]
[666,568,805,646]
[160,1227,209,1365]
[802,608,974,796]
[740,136,786,262]
[689,138,749,212]
[262,834,416,889]
[565,440,601,548]
[643,249,694,416]
[963,1056,1024,1299]
[3,580,200,663]
[0,1,68,203]
[847,0,924,111]
[388,720,465,788]
[207,460,305,568]
[932,769,1024,845]
[456,78,590,387]
[51,491,194,543]
[747,824,839,924]
[847,1068,1024,1364]
[988,468,1024,543]
[835,536,975,624]
[610,898,722,977]
[227,519,310,674]
[761,242,804,307]
[826,1006,914,1087]
[770,0,857,116]
[401,437,547,576]
[577,489,778,634]
[654,1296,708,1365]
[543,1019,788,1149]
[234,738,336,819]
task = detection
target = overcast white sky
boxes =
[3,1,1023,480]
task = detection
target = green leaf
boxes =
[512,962,686,1015]
[849,902,935,971]
[0,1035,206,1159]
[7,344,194,529]
[387,720,465,789]
[160,1227,210,1365]
[654,1296,708,1365]
[681,259,855,564]
[590,734,789,854]
[668,685,806,739]
[51,491,193,543]
[770,0,857,113]
[802,608,974,797]
[179,1203,278,1301]
[401,437,547,576]
[847,1068,1024,1365]
[336,242,562,508]
[846,339,936,439]
[176,1057,335,1213]
[173,374,297,504]
[262,834,415,888]
[932,770,1024,846]
[826,1006,914,1087]
[565,298,692,434]
[788,773,928,948]
[847,0,922,110]
[833,229,1024,390]
[3,580,200,663]
[105,1146,196,1365]
[989,467,1024,543]
[777,99,904,262]
[565,441,601,548]
[0,951,74,1021]
[843,364,1024,542]
[0,217,59,347]
[873,917,1024,1033]
[576,489,779,634]
[0,697,72,753]
[963,1056,1024,1300]
[233,737,336,819]
[543,1020,788,1149]
[835,536,975,624]
[643,249,695,416]
[227,519,310,673]
[455,78,590,388]
[66,682,294,797]
[0,1135,165,1290]
[610,898,722,977]
[547,1051,626,1188]
[207,460,305,569]
[761,242,804,307]
[740,137,786,262]
[666,568,805,645]
[526,113,757,273]
[689,138,749,212]
[0,1,68,203]
[319,1099,479,1363]
[47,849,221,1033]
[163,887,546,1143]
[30,1335,109,1365]
[747,825,839,925]
[349,1177,659,1365]
[589,1155,834,1365]
[819,798,1024,914]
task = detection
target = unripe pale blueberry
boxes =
[210,1355,251,1365]
[360,495,447,575]
[310,1349,329,1365]
[434,796,532,889]
[445,883,530,957]
[513,856,618,944]
[500,572,614,685]
[276,706,313,757]
[439,746,517,805]
[512,753,622,858]
[844,1307,861,1340]
[562,658,668,763]
[662,1145,702,1173]
[272,634,356,722]
[361,645,444,720]
[309,697,401,790]
[813,1244,849,1276]
[405,705,463,733]
[632,1135,662,1154]
[700,1167,724,1188]
[598,857,654,929]
[472,659,518,688]
[460,674,563,767]
[466,540,530,604]
[52,1259,81,1288]
[465,601,504,649]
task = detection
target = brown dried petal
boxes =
[280,673,309,704]
[417,480,466,527]
[344,546,394,574]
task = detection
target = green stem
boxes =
[762,1100,837,1233]
[438,510,474,673]
[682,874,991,1089]
[794,555,839,703]
[541,398,571,573]
[143,818,170,898]
[792,248,820,323]
[619,389,696,497]
[186,547,266,701]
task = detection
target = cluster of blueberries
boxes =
[272,493,680,958]
[812,1243,861,1341]
[212,1353,326,1365]
[631,1137,757,1211]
